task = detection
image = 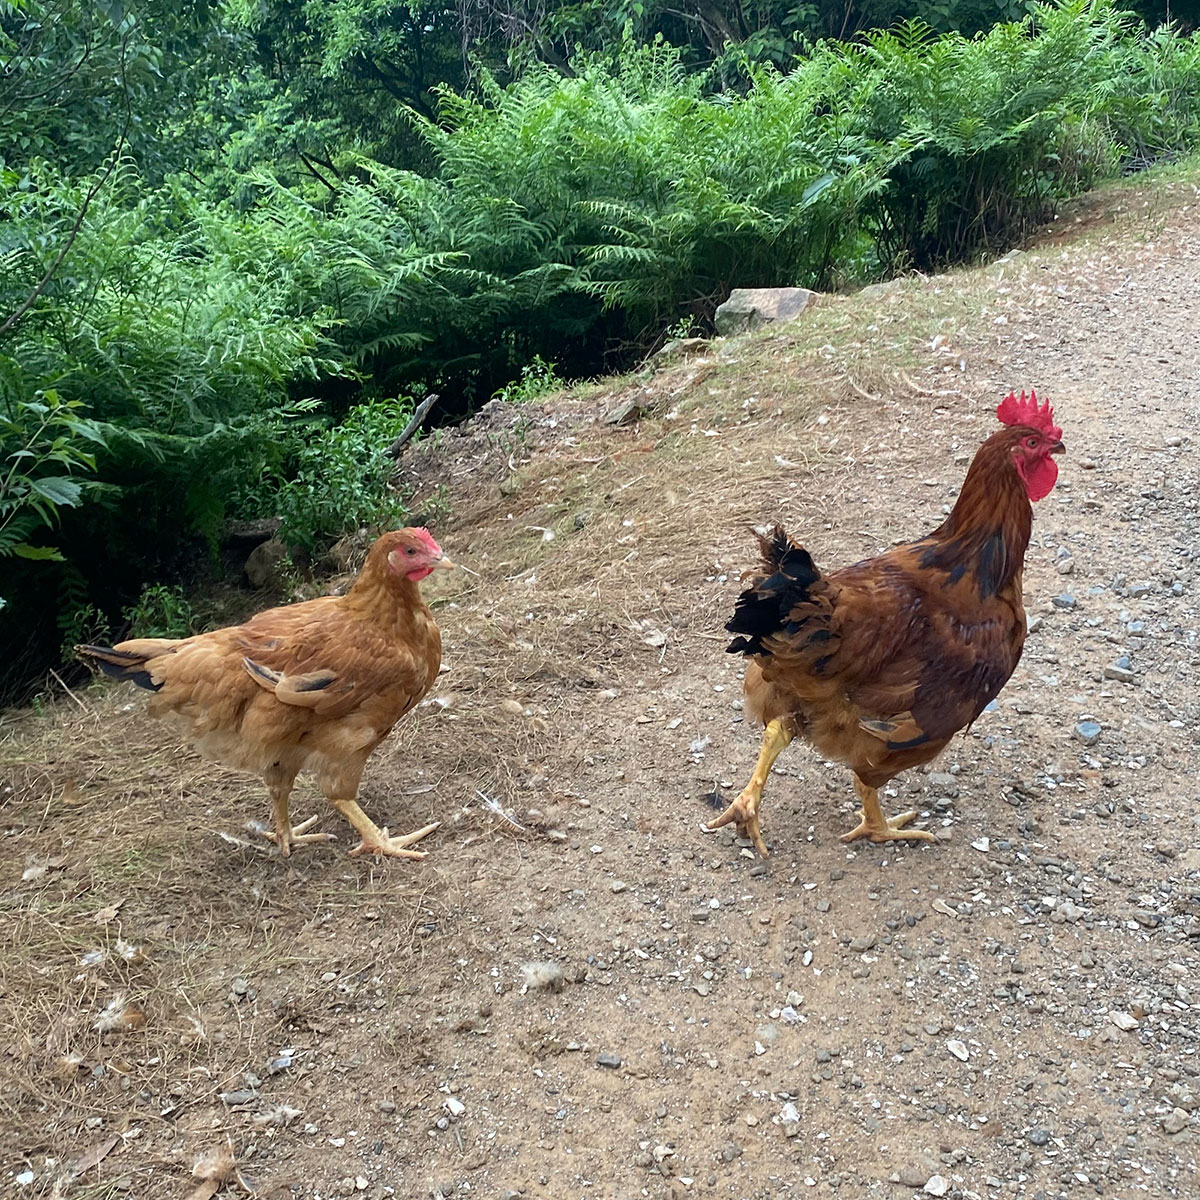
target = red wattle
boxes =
[1025,455,1058,502]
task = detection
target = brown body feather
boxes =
[735,425,1039,789]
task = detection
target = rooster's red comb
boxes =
[996,389,1061,441]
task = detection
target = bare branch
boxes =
[384,393,439,458]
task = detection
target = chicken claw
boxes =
[349,821,441,860]
[263,815,338,857]
[841,778,936,845]
[703,793,769,858]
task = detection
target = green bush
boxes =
[277,396,415,552]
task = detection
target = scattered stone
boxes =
[946,1039,970,1062]
[219,1089,258,1107]
[1163,1108,1189,1135]
[1027,1127,1051,1147]
[848,934,876,953]
[1052,594,1077,609]
[924,1176,950,1198]
[597,1052,622,1069]
[1110,1012,1140,1031]
[1073,721,1102,746]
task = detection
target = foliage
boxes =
[492,355,563,403]
[277,396,415,552]
[122,582,195,637]
[0,387,104,611]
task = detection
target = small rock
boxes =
[1163,1108,1189,1135]
[946,1039,969,1062]
[220,1089,258,1107]
[1104,663,1135,683]
[1052,594,1076,609]
[924,1176,950,1198]
[1073,721,1102,746]
[1110,1011,1140,1031]
[1056,559,1075,576]
[596,1052,622,1069]
[848,934,876,953]
[1027,1127,1051,1146]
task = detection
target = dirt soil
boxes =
[3,171,1200,1200]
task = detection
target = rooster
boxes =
[77,528,453,859]
[706,391,1064,856]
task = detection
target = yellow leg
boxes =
[331,798,440,860]
[703,718,794,858]
[840,775,937,845]
[263,774,335,856]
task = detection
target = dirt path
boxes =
[3,175,1199,1200]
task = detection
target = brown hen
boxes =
[78,527,452,859]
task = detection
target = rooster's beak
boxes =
[1049,440,1065,455]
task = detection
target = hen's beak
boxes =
[1049,440,1065,455]
[433,552,455,570]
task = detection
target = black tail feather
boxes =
[75,644,163,692]
[726,525,822,657]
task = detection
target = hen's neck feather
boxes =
[342,563,430,636]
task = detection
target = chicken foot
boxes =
[840,775,937,845]
[332,798,440,860]
[264,776,337,857]
[703,718,794,858]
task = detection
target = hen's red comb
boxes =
[411,526,442,555]
[996,389,1061,441]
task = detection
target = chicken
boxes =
[77,527,453,859]
[705,391,1065,856]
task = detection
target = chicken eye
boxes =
[405,546,417,556]
[1025,436,1039,449]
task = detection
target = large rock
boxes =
[714,287,817,336]
[244,536,289,589]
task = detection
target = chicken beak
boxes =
[1049,440,1065,455]
[432,553,455,570]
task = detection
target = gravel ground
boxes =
[2,175,1199,1200]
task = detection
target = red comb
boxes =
[996,389,1061,441]
[410,527,442,555]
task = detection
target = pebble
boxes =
[1126,581,1153,598]
[848,934,876,952]
[1052,593,1076,609]
[924,1176,950,1197]
[1104,662,1135,682]
[220,1089,257,1107]
[946,1039,970,1062]
[1057,899,1085,922]
[1073,720,1102,745]
[1027,1127,1051,1146]
[1110,1011,1139,1031]
[1164,1108,1189,1134]
[596,1052,622,1069]
[1056,558,1075,575]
